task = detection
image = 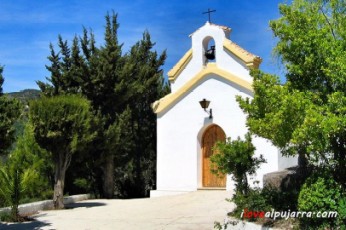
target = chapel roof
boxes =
[189,21,231,37]
[167,37,262,82]
[167,49,192,82]
[153,63,253,114]
[223,39,262,68]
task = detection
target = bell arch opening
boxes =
[202,36,216,65]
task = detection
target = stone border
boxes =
[0,194,89,216]
[223,217,279,230]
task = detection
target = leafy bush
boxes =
[298,171,345,229]
[8,124,53,201]
[73,178,91,193]
[262,185,299,211]
[231,187,272,221]
[0,164,38,221]
[337,197,346,227]
[212,133,270,224]
[0,212,12,222]
[0,124,54,221]
[211,133,265,195]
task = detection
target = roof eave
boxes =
[152,63,253,114]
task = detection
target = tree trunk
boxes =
[53,152,67,209]
[298,152,308,169]
[297,151,309,178]
[102,153,114,199]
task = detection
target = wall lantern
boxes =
[199,98,213,119]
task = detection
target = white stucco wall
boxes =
[156,75,285,192]
[151,22,297,197]
[156,76,243,192]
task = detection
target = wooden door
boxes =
[202,125,226,187]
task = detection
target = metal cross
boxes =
[203,8,216,23]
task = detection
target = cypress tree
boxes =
[40,12,169,198]
[119,31,168,197]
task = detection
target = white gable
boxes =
[167,22,261,94]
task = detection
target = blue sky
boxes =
[0,0,286,93]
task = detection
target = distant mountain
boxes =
[7,89,41,104]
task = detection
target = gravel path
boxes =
[0,190,234,230]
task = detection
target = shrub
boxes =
[231,187,272,222]
[298,171,345,229]
[73,178,91,193]
[337,197,346,227]
[211,133,265,195]
[8,124,53,202]
[262,185,299,211]
[0,164,38,222]
[0,212,12,222]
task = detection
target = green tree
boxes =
[8,124,53,200]
[38,13,123,198]
[29,95,93,209]
[211,133,265,195]
[298,170,345,228]
[0,165,37,221]
[88,13,124,198]
[237,71,312,167]
[0,65,4,96]
[0,65,22,156]
[39,12,169,198]
[116,31,168,197]
[238,0,346,186]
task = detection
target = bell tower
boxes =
[190,22,231,67]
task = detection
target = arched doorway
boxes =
[202,125,226,187]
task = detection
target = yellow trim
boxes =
[168,49,193,82]
[223,39,262,69]
[167,39,261,83]
[152,63,253,114]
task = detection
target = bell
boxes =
[205,46,215,60]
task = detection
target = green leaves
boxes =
[211,133,265,195]
[298,171,345,228]
[290,92,346,166]
[271,0,346,96]
[38,12,169,198]
[239,1,346,187]
[237,70,312,153]
[8,124,53,201]
[0,67,22,156]
[0,65,4,96]
[29,95,94,208]
[0,93,22,156]
[29,95,93,156]
[0,163,39,221]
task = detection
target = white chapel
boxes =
[150,22,297,197]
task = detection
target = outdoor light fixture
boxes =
[199,98,213,119]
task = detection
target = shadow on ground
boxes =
[0,202,106,229]
[65,201,107,209]
[0,220,51,230]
